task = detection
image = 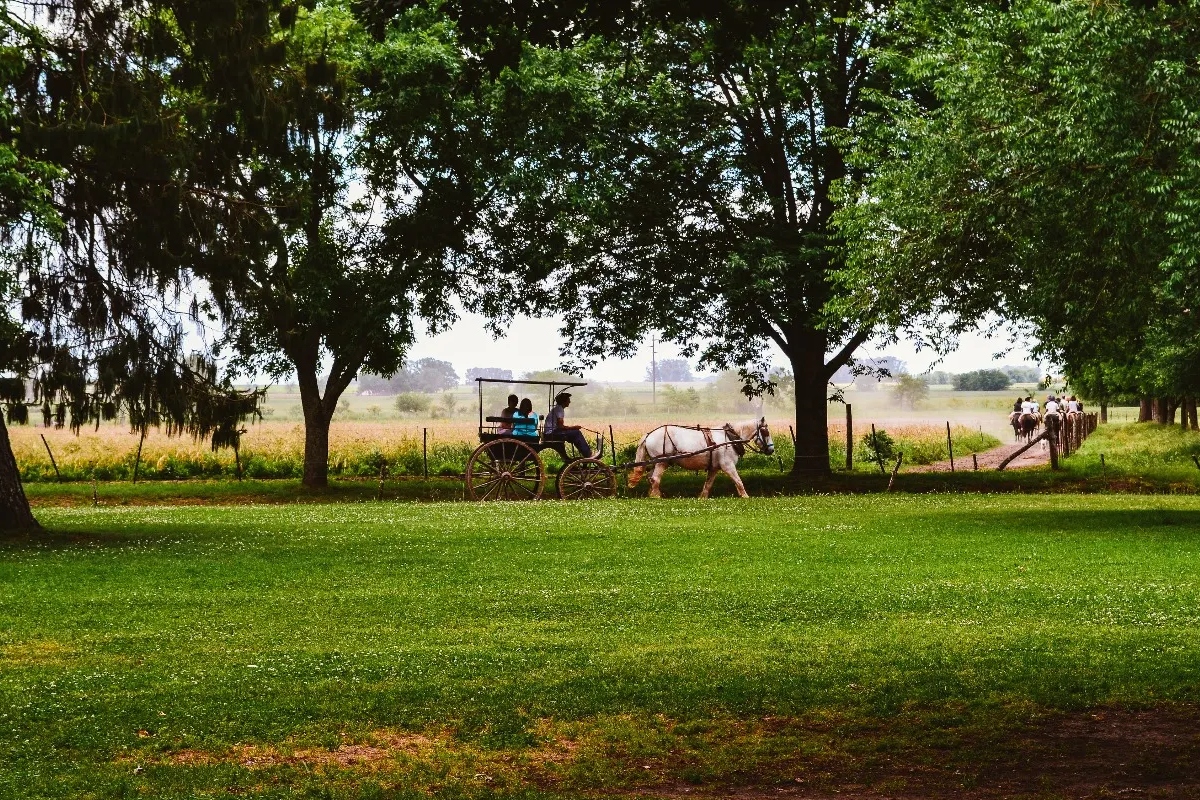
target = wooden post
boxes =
[972,453,978,471]
[845,405,853,471]
[609,425,617,467]
[376,464,386,501]
[422,428,429,481]
[1100,402,1108,424]
[870,424,885,474]
[1048,432,1059,470]
[40,434,62,483]
[132,428,146,483]
[92,476,98,507]
[997,431,1050,470]
[886,453,904,492]
[945,421,955,472]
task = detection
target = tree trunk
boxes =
[1190,398,1199,432]
[1168,399,1178,426]
[789,338,831,477]
[1100,402,1108,424]
[1138,397,1152,422]
[1153,397,1169,424]
[0,414,39,531]
[302,408,331,488]
[297,368,334,489]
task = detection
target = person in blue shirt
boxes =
[510,398,539,440]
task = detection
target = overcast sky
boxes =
[401,310,1043,383]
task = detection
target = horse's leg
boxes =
[699,468,719,499]
[723,464,750,498]
[648,463,667,498]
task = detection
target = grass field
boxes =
[3,495,1200,798]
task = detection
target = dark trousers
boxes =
[545,429,592,458]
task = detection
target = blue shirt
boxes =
[511,411,539,438]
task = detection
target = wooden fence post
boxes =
[609,425,617,468]
[945,421,955,472]
[422,428,429,481]
[997,431,1050,470]
[870,424,885,474]
[1048,432,1059,470]
[845,405,853,471]
[132,428,146,483]
[886,453,904,492]
[973,453,978,471]
[40,434,62,483]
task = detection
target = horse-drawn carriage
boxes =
[466,378,618,500]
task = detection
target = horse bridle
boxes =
[742,421,771,454]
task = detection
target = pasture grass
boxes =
[2,495,1200,797]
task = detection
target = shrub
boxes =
[891,374,929,409]
[859,429,897,464]
[395,393,431,413]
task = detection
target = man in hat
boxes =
[543,391,592,458]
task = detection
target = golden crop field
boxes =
[9,416,999,482]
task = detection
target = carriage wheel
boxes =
[466,439,545,501]
[556,457,617,500]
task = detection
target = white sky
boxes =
[403,311,1043,383]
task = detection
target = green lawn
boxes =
[2,495,1199,798]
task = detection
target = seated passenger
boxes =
[510,398,539,439]
[543,392,593,458]
[497,394,519,434]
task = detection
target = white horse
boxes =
[628,418,774,498]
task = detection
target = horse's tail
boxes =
[628,436,649,488]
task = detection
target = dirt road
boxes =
[907,439,1050,473]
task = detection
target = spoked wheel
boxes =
[556,457,617,500]
[466,439,546,501]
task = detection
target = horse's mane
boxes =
[731,419,761,439]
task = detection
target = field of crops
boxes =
[2,495,1198,798]
[9,418,999,482]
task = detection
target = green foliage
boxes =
[838,0,1200,405]
[862,429,897,462]
[953,370,1011,392]
[461,2,914,470]
[393,392,431,413]
[0,4,262,495]
[660,385,701,415]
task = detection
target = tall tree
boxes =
[836,0,1200,419]
[163,1,538,487]
[0,2,260,530]
[464,1,905,475]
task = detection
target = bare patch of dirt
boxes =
[133,706,1200,799]
[626,706,1200,799]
